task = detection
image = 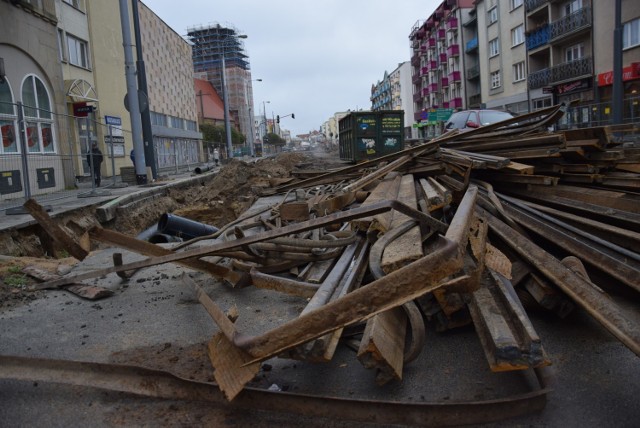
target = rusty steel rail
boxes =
[483,207,640,357]
[0,355,549,427]
[495,192,640,293]
[34,199,448,291]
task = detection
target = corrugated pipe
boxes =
[157,213,219,240]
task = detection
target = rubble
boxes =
[3,105,640,425]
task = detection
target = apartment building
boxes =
[371,62,415,138]
[592,0,640,126]
[474,0,529,114]
[409,0,475,138]
[525,0,594,121]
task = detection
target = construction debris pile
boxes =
[22,104,639,423]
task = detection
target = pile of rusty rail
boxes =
[20,104,639,424]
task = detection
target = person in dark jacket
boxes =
[87,142,104,187]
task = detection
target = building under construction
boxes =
[187,24,256,154]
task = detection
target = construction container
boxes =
[338,110,404,162]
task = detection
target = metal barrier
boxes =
[1,100,204,213]
[556,96,640,133]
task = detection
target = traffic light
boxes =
[276,115,280,123]
[291,113,295,119]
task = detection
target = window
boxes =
[151,111,167,127]
[565,43,584,62]
[623,18,640,49]
[533,97,552,110]
[170,116,184,129]
[488,7,498,24]
[186,120,197,132]
[510,0,523,10]
[513,61,526,82]
[21,75,55,153]
[511,25,524,47]
[563,0,582,16]
[0,80,18,154]
[491,70,501,89]
[489,38,500,57]
[63,0,81,8]
[67,34,90,68]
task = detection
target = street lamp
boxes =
[221,34,247,159]
[246,78,262,157]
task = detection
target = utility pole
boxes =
[612,0,623,125]
[131,0,157,179]
[118,0,146,184]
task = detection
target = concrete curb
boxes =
[96,170,218,223]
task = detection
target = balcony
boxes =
[446,0,456,6]
[442,101,450,108]
[412,73,421,83]
[446,17,458,31]
[525,0,548,13]
[465,37,478,53]
[447,44,460,57]
[528,68,551,89]
[551,56,592,84]
[413,92,423,102]
[428,82,439,92]
[449,70,461,82]
[439,52,448,63]
[411,54,420,66]
[526,24,549,50]
[437,29,446,40]
[450,97,463,109]
[427,38,437,48]
[422,87,430,97]
[466,64,480,79]
[428,60,437,69]
[550,7,592,42]
[421,66,429,75]
[441,77,449,87]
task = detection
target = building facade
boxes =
[187,24,255,154]
[591,0,640,126]
[409,0,475,138]
[0,0,72,199]
[475,0,529,114]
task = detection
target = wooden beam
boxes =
[23,199,89,260]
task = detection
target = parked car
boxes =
[444,109,513,131]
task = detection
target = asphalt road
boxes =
[0,241,638,427]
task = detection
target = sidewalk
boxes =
[0,165,219,234]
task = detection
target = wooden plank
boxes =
[350,172,401,231]
[357,307,407,385]
[23,199,89,260]
[381,174,423,273]
[503,161,535,175]
[22,265,113,300]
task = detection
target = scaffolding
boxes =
[187,24,255,149]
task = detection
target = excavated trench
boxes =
[0,151,338,309]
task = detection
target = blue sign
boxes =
[105,115,122,126]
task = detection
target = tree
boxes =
[265,132,285,147]
[200,123,245,147]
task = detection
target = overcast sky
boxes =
[142,0,440,136]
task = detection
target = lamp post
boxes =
[246,79,262,157]
[221,34,247,159]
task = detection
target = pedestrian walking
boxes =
[130,149,135,168]
[87,142,104,187]
[213,148,220,166]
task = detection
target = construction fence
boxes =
[1,100,203,213]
